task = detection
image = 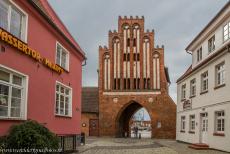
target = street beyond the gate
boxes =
[77,137,228,154]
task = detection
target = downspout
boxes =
[82,58,87,66]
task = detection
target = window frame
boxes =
[201,71,208,93]
[190,79,196,97]
[197,47,202,62]
[215,110,225,134]
[181,84,186,101]
[55,81,72,117]
[0,0,28,42]
[189,115,195,132]
[215,62,225,87]
[56,42,70,71]
[0,64,28,120]
[223,21,230,42]
[181,116,186,131]
[208,35,215,53]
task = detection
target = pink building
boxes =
[0,0,86,150]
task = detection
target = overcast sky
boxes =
[49,0,228,102]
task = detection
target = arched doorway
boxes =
[130,108,151,138]
[115,100,152,138]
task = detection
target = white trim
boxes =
[55,81,72,117]
[56,41,70,71]
[0,64,28,120]
[103,91,161,96]
[2,0,29,42]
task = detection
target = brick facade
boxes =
[98,16,176,139]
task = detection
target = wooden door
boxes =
[89,119,99,136]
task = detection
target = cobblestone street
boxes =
[77,137,228,154]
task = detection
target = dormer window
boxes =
[208,35,215,53]
[197,47,202,62]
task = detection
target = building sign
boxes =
[183,99,192,110]
[0,28,64,74]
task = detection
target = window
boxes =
[0,66,27,119]
[189,115,195,132]
[215,111,225,133]
[56,42,69,71]
[181,84,186,100]
[0,0,27,41]
[201,71,208,92]
[127,38,130,47]
[113,79,116,90]
[55,82,72,117]
[127,78,130,89]
[216,62,225,86]
[190,79,196,97]
[123,78,126,90]
[224,22,230,41]
[208,35,215,53]
[133,38,136,47]
[133,53,140,61]
[181,116,186,131]
[197,47,202,62]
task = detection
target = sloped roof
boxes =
[177,65,192,83]
[29,0,86,59]
[82,87,99,113]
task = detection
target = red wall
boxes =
[0,0,83,136]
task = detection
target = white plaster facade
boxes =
[177,2,230,152]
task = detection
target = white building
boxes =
[176,2,230,152]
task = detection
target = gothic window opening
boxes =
[153,53,160,90]
[104,54,110,90]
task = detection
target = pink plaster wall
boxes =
[0,0,84,136]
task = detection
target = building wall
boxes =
[98,16,176,139]
[177,3,230,152]
[0,0,83,136]
[81,113,98,136]
[191,11,230,68]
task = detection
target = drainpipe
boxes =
[82,58,87,66]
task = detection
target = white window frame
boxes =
[215,110,225,133]
[223,21,230,42]
[201,71,208,92]
[197,47,202,62]
[189,115,195,131]
[181,84,186,101]
[0,0,28,42]
[208,35,215,53]
[55,81,72,117]
[215,62,225,87]
[56,42,70,71]
[0,64,28,120]
[190,79,196,97]
[181,116,186,131]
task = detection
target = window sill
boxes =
[0,117,26,121]
[55,114,72,118]
[189,95,196,99]
[213,132,225,137]
[180,130,185,133]
[188,131,195,134]
[200,90,208,95]
[214,84,225,90]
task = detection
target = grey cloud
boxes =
[48,0,228,102]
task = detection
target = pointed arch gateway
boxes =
[115,100,152,138]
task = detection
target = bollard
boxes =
[139,133,141,139]
[81,132,85,145]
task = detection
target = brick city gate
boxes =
[98,16,176,139]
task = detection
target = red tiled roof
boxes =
[29,0,86,59]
